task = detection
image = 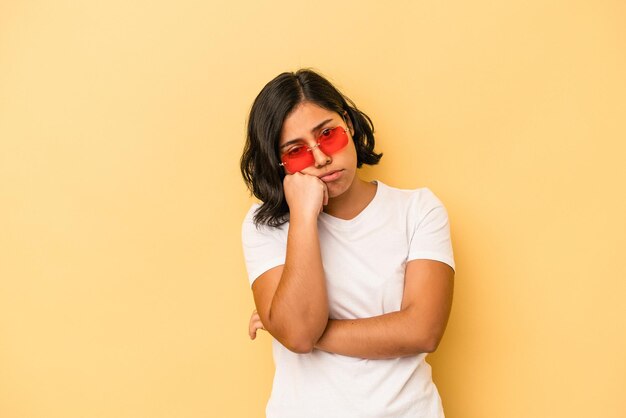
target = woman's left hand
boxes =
[248,309,266,340]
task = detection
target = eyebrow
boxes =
[280,118,334,150]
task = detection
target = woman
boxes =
[241,69,455,418]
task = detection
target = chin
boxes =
[327,176,354,198]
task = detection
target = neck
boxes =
[323,177,377,220]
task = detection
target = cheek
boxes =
[344,142,358,166]
[336,139,357,162]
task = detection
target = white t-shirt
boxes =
[242,181,455,418]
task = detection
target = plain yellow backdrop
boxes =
[1,1,625,417]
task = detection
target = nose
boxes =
[310,144,331,168]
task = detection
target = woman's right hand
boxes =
[283,173,329,219]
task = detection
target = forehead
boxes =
[279,102,341,146]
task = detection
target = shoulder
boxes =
[242,203,261,225]
[381,183,455,270]
[376,181,446,214]
[241,204,289,286]
[241,204,288,244]
[241,203,260,236]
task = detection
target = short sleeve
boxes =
[241,205,288,286]
[407,189,455,271]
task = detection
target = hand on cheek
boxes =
[283,173,328,220]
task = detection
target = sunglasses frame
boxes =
[278,126,350,174]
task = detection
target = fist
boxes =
[283,173,329,218]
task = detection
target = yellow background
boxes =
[1,1,625,417]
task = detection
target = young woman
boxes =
[241,69,455,418]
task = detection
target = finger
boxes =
[249,316,264,340]
[249,312,260,339]
[249,319,257,339]
[250,320,263,338]
[253,318,265,331]
[250,322,264,340]
[323,182,329,206]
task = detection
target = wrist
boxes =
[289,210,319,226]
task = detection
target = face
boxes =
[279,102,358,199]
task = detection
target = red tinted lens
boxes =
[318,127,349,155]
[281,146,315,174]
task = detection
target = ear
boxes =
[342,111,355,135]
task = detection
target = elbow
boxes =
[421,336,441,354]
[405,313,446,354]
[286,340,315,354]
[264,327,316,354]
[267,307,328,354]
[267,317,323,354]
[281,334,316,354]
[410,332,443,354]
[418,334,441,353]
[276,323,326,354]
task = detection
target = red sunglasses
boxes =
[279,126,350,174]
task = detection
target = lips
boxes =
[319,170,343,183]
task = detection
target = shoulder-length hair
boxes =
[240,69,382,227]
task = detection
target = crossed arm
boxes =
[250,257,454,359]
[248,173,453,359]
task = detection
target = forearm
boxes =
[314,308,440,359]
[266,215,328,352]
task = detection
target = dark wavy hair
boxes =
[240,69,382,227]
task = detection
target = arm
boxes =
[251,174,329,354]
[314,259,454,359]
